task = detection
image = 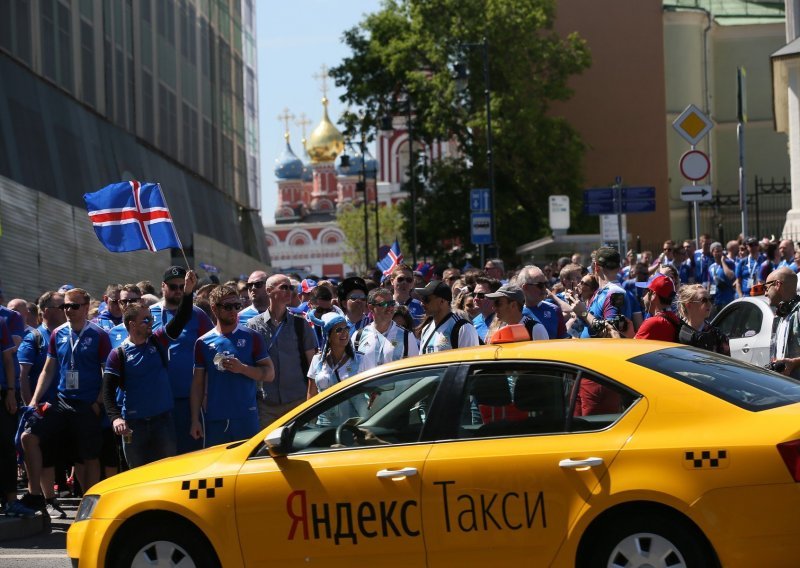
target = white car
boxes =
[711,295,774,367]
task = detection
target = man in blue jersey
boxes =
[0,302,25,399]
[238,270,270,326]
[103,271,197,467]
[736,237,762,298]
[390,264,425,327]
[515,266,568,339]
[191,285,274,446]
[709,241,736,313]
[570,247,633,338]
[151,266,214,454]
[779,239,798,272]
[471,277,501,341]
[22,288,111,509]
[92,284,123,331]
[694,234,714,288]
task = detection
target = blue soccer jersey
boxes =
[151,303,213,398]
[48,322,111,402]
[105,329,173,420]
[194,325,269,421]
[0,306,25,388]
[108,323,128,349]
[17,324,57,402]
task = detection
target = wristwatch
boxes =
[579,310,589,320]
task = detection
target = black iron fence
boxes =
[696,176,791,243]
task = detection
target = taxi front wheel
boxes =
[577,511,717,568]
[111,520,220,568]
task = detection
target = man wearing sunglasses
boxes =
[238,270,270,326]
[247,274,317,427]
[472,277,501,342]
[390,264,425,327]
[151,266,213,454]
[339,277,371,336]
[92,284,124,332]
[515,266,568,340]
[22,287,111,510]
[191,285,274,447]
[102,270,198,468]
[766,268,800,379]
[417,280,479,354]
[106,284,143,349]
[485,285,548,341]
[354,287,419,365]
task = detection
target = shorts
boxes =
[28,395,103,461]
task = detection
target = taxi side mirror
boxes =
[264,425,292,458]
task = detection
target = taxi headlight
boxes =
[75,495,100,522]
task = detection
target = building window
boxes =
[15,0,32,65]
[142,70,154,142]
[41,0,56,80]
[80,19,95,106]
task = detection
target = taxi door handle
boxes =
[376,467,418,479]
[742,345,750,353]
[559,457,604,469]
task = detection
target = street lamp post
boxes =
[406,95,417,267]
[457,37,496,265]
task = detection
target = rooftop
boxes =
[664,0,785,25]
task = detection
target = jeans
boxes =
[123,411,177,468]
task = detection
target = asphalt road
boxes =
[0,497,78,568]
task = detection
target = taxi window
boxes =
[281,367,447,454]
[457,364,639,440]
[630,346,800,411]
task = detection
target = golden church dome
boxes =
[306,97,344,163]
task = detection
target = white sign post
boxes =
[548,195,570,231]
[601,214,627,244]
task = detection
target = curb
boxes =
[0,513,49,542]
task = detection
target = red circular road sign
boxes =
[680,150,710,181]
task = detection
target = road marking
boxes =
[0,554,68,558]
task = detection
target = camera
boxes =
[766,361,786,373]
[589,315,628,337]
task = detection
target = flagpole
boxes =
[156,183,191,269]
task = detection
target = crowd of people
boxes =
[2,231,798,519]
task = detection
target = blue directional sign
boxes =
[622,186,655,201]
[471,213,492,245]
[583,186,656,215]
[470,188,490,212]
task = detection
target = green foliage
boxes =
[331,0,591,265]
[336,202,407,274]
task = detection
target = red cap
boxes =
[635,274,675,298]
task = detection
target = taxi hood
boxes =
[87,442,240,495]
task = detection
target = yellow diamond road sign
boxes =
[673,104,714,146]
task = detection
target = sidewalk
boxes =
[0,512,48,542]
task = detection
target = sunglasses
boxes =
[217,302,242,311]
[370,300,396,308]
[246,280,266,290]
[139,316,153,324]
[271,284,291,291]
[693,297,711,305]
[394,277,412,283]
[348,295,366,302]
[166,283,185,291]
[119,298,140,306]
[528,282,547,289]
[61,303,87,310]
[765,280,780,290]
[474,292,487,300]
[331,326,349,335]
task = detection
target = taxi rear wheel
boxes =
[111,519,220,568]
[578,510,717,568]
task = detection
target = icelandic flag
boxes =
[84,181,182,253]
[377,239,404,277]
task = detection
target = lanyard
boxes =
[267,320,285,352]
[67,324,88,370]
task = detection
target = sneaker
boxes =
[5,499,37,519]
[46,498,66,519]
[19,492,46,512]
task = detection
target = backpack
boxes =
[451,318,484,348]
[115,337,169,390]
[667,315,722,351]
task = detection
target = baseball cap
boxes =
[635,274,675,299]
[300,279,318,294]
[58,284,75,292]
[595,246,621,269]
[163,266,187,282]
[745,236,759,246]
[485,284,525,305]
[414,280,452,302]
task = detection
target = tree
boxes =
[337,202,407,275]
[331,0,592,266]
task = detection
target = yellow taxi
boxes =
[68,339,800,567]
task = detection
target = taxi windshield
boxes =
[630,346,800,411]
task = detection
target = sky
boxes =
[256,0,382,224]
